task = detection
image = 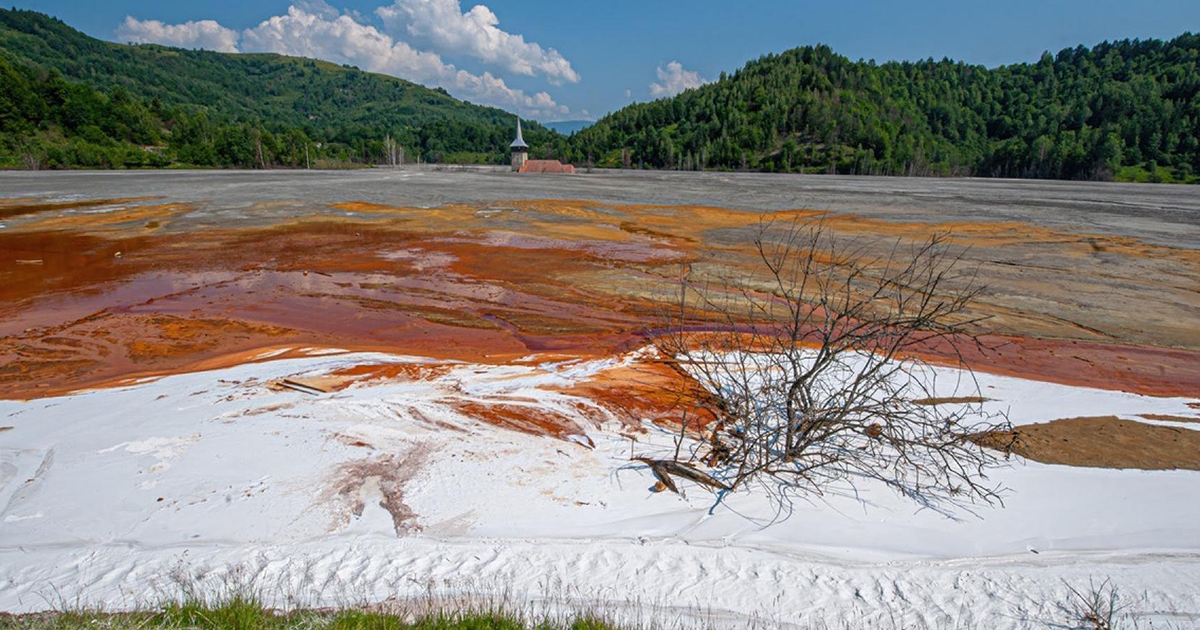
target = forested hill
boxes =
[0,8,562,169]
[567,36,1200,183]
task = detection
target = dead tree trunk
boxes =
[652,217,1009,513]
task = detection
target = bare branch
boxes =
[649,217,1010,516]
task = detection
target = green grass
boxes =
[0,577,1166,630]
[0,599,632,630]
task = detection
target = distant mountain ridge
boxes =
[565,35,1200,183]
[0,8,567,168]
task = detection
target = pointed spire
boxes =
[510,115,528,150]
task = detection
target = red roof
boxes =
[520,160,577,174]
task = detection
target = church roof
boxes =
[510,116,528,149]
[520,160,576,174]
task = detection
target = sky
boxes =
[9,0,1200,122]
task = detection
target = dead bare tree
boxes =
[16,135,44,170]
[651,217,1010,513]
[1060,579,1127,630]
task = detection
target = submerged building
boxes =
[510,117,528,172]
[520,160,577,174]
[509,116,576,174]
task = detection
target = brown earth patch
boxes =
[1139,414,1200,425]
[974,416,1200,470]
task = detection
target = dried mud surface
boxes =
[976,416,1200,470]
[2,172,1198,430]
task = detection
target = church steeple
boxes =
[510,116,528,150]
[510,116,528,171]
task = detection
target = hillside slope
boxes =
[0,8,563,168]
[567,36,1200,183]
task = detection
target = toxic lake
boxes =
[2,169,1199,628]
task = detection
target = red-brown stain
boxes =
[452,400,590,442]
[3,197,1198,409]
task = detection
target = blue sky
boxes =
[10,0,1200,122]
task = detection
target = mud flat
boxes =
[3,169,1199,246]
[2,170,1200,627]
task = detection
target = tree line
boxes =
[4,8,1196,182]
[564,35,1200,183]
[0,8,563,169]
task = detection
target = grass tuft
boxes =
[0,602,631,630]
[157,596,271,630]
[0,607,633,628]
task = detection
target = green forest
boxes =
[0,8,565,169]
[3,7,1198,183]
[565,35,1200,183]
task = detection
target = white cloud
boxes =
[241,6,453,81]
[649,61,709,98]
[117,4,575,119]
[624,88,632,99]
[451,69,569,118]
[117,16,240,53]
[376,0,579,85]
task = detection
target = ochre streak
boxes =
[2,198,1199,403]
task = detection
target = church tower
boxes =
[510,116,528,172]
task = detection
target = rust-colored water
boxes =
[3,197,1199,403]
